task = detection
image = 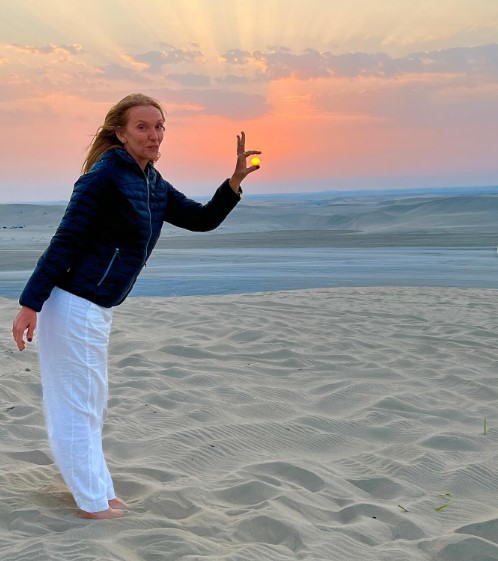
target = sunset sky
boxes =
[1,0,498,201]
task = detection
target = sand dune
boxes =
[0,204,64,229]
[1,287,498,560]
[2,193,498,240]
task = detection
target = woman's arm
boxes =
[164,131,261,231]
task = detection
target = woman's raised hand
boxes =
[229,131,261,192]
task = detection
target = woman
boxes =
[12,93,261,519]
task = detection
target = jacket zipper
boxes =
[118,167,153,301]
[97,248,120,286]
[144,169,153,266]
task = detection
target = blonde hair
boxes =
[82,93,165,173]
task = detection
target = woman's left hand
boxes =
[229,131,261,193]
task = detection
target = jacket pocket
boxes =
[97,248,120,286]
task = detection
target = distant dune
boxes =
[0,193,497,279]
[2,193,498,241]
[0,204,65,229]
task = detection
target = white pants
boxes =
[38,287,115,513]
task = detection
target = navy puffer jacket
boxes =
[19,148,241,311]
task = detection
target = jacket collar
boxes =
[106,147,156,177]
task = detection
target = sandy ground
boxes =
[1,287,498,560]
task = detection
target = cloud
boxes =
[220,46,332,80]
[167,73,210,87]
[0,104,59,125]
[263,47,332,80]
[215,74,264,85]
[219,46,393,79]
[219,49,254,65]
[9,43,83,56]
[158,43,203,61]
[3,39,498,126]
[219,43,498,82]
[398,43,498,77]
[158,88,269,120]
[192,90,269,119]
[313,70,498,130]
[131,44,203,73]
[99,63,146,82]
[326,52,396,78]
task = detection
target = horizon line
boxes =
[1,184,498,205]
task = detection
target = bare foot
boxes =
[108,497,128,510]
[78,507,124,519]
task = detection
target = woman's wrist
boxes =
[229,176,242,194]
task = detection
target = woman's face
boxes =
[118,105,165,169]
